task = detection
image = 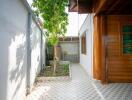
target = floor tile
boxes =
[27,63,132,100]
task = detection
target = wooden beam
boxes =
[69,5,78,12]
[78,4,92,13]
[69,0,77,9]
[78,1,92,13]
[69,0,77,12]
[106,0,121,14]
[94,0,107,15]
[69,0,93,13]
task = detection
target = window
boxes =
[81,32,86,54]
[122,25,132,54]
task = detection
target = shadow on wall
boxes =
[30,21,41,76]
[0,16,43,100]
[9,20,42,100]
[9,33,27,99]
[31,20,41,51]
[0,26,27,100]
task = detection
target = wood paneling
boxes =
[107,15,132,83]
[93,16,101,80]
[94,15,132,83]
[93,15,107,83]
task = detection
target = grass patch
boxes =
[38,64,69,77]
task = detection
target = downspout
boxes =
[26,12,32,95]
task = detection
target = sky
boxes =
[67,12,87,36]
[27,0,87,36]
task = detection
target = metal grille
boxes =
[62,54,79,63]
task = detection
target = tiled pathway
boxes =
[93,80,132,100]
[27,63,132,100]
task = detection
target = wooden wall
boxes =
[93,15,107,83]
[93,15,132,83]
[93,16,101,80]
[107,15,132,83]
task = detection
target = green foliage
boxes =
[46,41,54,65]
[63,64,69,74]
[38,63,69,77]
[32,0,68,46]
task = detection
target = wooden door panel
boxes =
[107,15,132,83]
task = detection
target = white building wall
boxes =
[79,14,94,78]
[0,0,46,100]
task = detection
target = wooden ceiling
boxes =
[69,0,92,13]
[97,0,132,15]
[69,0,132,15]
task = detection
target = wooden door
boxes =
[107,16,132,83]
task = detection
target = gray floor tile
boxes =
[27,63,132,100]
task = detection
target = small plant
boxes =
[62,64,69,75]
[38,63,69,77]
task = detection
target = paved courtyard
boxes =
[27,64,132,100]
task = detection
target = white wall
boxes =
[0,0,46,100]
[60,42,79,55]
[79,14,94,78]
[30,19,41,89]
[0,0,28,100]
[42,34,46,68]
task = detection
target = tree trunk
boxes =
[53,45,57,74]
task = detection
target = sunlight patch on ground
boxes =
[26,85,51,100]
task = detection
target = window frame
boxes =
[121,23,132,55]
[81,31,87,55]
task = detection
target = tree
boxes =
[32,0,68,73]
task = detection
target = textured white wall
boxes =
[42,34,46,68]
[79,14,94,78]
[0,0,28,100]
[0,0,46,100]
[30,20,41,88]
[60,42,79,55]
